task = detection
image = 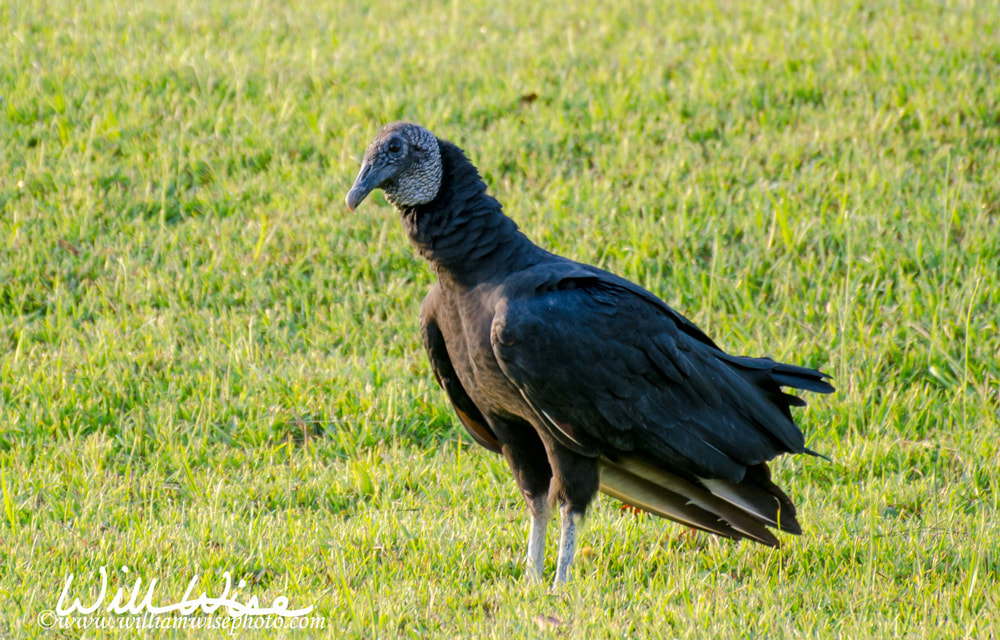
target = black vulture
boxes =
[346,122,833,586]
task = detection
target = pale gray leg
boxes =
[553,502,581,586]
[526,495,549,582]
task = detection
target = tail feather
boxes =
[771,372,834,394]
[770,362,835,394]
[699,465,801,535]
[597,356,826,548]
[599,462,745,542]
[600,457,786,547]
[783,392,808,407]
[719,354,835,395]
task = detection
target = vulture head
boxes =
[346,122,443,211]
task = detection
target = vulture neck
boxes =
[399,139,543,287]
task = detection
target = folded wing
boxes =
[491,265,832,544]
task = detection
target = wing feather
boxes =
[491,263,831,542]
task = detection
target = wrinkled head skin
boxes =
[346,122,443,212]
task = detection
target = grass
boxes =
[2,0,999,636]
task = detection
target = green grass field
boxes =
[2,0,999,637]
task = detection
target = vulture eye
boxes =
[387,139,402,154]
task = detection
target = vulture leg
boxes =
[493,418,553,581]
[554,502,582,586]
[526,494,549,581]
[548,449,600,586]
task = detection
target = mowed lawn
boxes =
[2,0,999,637]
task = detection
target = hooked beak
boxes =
[346,160,390,212]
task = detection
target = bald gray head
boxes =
[346,122,443,211]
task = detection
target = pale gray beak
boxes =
[346,160,392,212]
